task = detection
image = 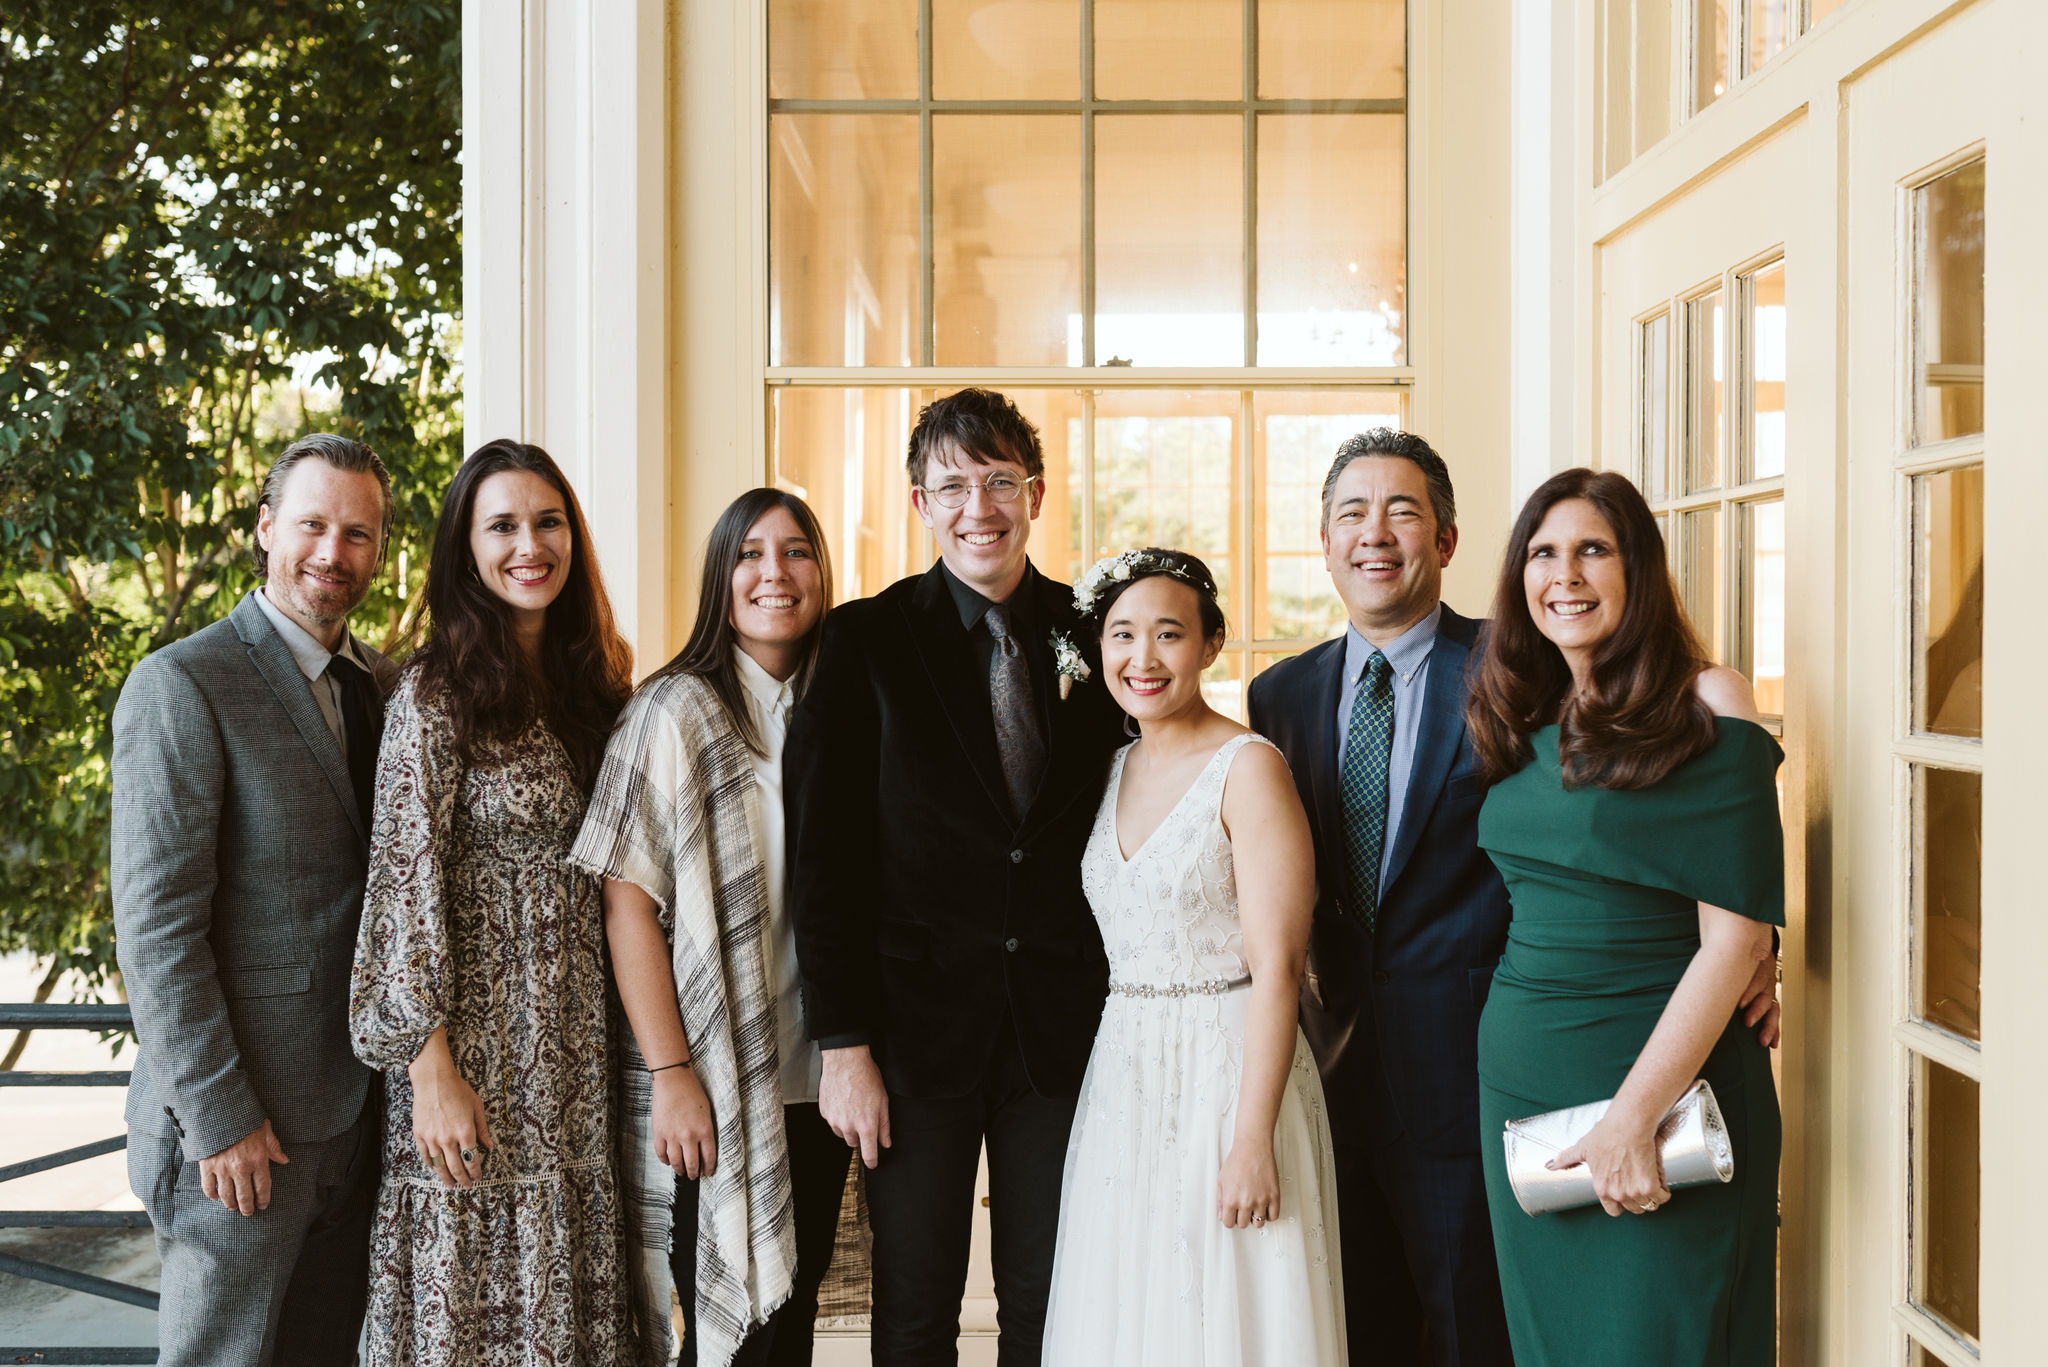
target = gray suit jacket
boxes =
[113,590,398,1159]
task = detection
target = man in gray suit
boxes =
[114,433,400,1365]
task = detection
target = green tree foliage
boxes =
[0,2,462,1005]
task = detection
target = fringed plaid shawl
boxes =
[568,672,796,1367]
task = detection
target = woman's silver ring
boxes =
[1641,1200,1657,1213]
[1252,1215,1265,1226]
[460,1148,476,1164]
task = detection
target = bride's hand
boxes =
[1217,1137,1280,1230]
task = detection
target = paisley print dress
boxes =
[350,671,634,1365]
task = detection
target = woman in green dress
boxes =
[1465,468,1784,1367]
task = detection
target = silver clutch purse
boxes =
[1502,1079,1735,1215]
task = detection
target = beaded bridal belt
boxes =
[1108,975,1252,999]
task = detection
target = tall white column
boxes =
[461,0,671,670]
[1509,0,1581,502]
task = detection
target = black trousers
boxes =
[672,1101,854,1367]
[865,1018,1077,1367]
[1330,1047,1514,1367]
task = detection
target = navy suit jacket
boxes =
[1247,604,1510,1154]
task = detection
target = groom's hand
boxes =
[820,1045,892,1169]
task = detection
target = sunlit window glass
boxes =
[1258,0,1405,100]
[1915,766,1981,1042]
[769,114,921,368]
[1745,261,1787,480]
[1680,506,1724,661]
[933,115,1083,366]
[1095,0,1239,99]
[1257,115,1406,365]
[1693,0,1729,110]
[933,0,1080,101]
[1640,312,1671,500]
[769,0,918,99]
[1912,465,1983,739]
[1685,289,1725,493]
[1913,159,1986,445]
[1746,0,1792,75]
[1095,115,1243,367]
[1739,499,1784,715]
[1913,1058,1981,1343]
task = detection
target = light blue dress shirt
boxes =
[1334,603,1443,897]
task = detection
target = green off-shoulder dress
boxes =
[1475,718,1784,1367]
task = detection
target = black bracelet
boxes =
[648,1060,692,1075]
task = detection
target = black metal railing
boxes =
[1,1002,159,1365]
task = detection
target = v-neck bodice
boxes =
[1080,733,1272,991]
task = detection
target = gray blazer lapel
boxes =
[230,592,366,842]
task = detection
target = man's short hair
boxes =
[905,388,1046,487]
[253,433,395,578]
[1320,429,1457,533]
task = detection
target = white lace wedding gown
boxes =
[1041,733,1347,1366]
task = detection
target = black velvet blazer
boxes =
[786,561,1128,1100]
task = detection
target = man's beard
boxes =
[280,560,367,625]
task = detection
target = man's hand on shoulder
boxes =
[819,1045,891,1170]
[199,1119,289,1217]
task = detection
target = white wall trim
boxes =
[461,0,671,670]
[1510,0,1579,502]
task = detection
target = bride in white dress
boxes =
[1042,549,1346,1367]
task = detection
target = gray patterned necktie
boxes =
[985,601,1046,820]
[1340,650,1395,933]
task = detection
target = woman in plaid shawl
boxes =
[570,488,852,1367]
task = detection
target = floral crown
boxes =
[1071,548,1214,618]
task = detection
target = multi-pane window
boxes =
[767,0,1412,717]
[1636,254,1787,725]
[1897,152,1984,1367]
[1601,0,1860,180]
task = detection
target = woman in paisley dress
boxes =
[1041,549,1347,1366]
[349,439,636,1365]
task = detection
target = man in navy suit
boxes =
[1248,430,1513,1366]
[1252,431,1780,1366]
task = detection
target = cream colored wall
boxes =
[1570,0,2048,1363]
[1418,0,1515,616]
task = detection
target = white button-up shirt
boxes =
[734,647,822,1104]
[253,586,373,752]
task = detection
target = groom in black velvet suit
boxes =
[786,388,1127,1365]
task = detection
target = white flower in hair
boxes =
[1071,548,1204,617]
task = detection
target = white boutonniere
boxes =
[1050,629,1091,700]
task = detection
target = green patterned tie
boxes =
[1340,651,1395,934]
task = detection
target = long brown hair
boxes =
[407,439,634,791]
[1466,467,1717,790]
[645,487,834,754]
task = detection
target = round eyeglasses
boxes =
[919,473,1041,510]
